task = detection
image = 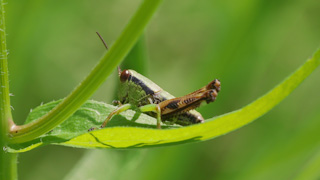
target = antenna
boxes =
[117,66,122,76]
[96,32,121,73]
[96,32,108,50]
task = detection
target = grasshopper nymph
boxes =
[96,68,221,129]
[91,33,221,130]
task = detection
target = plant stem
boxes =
[0,1,18,179]
[122,35,148,75]
[9,0,163,144]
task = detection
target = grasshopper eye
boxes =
[120,69,131,82]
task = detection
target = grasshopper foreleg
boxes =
[100,104,133,128]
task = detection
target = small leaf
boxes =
[7,49,320,153]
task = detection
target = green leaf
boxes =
[7,49,320,153]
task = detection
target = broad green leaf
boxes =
[7,49,320,153]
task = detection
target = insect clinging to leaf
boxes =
[90,32,221,130]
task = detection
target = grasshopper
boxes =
[100,68,221,129]
[92,33,221,130]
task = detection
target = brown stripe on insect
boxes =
[185,79,221,97]
[165,99,181,109]
[159,89,219,117]
[183,97,197,104]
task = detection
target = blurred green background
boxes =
[5,0,320,179]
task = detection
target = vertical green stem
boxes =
[122,35,148,75]
[0,1,18,179]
